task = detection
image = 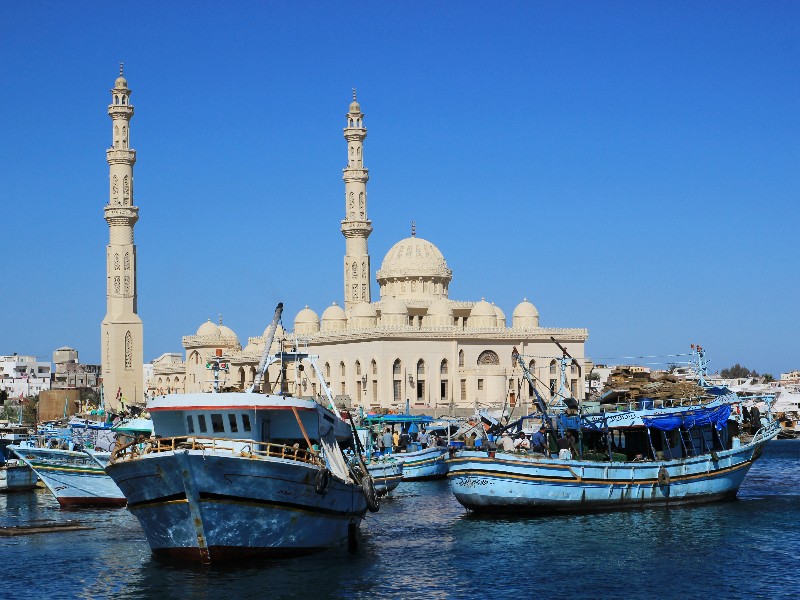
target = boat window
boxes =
[242,414,251,432]
[228,414,238,433]
[186,415,195,433]
[198,414,208,433]
[211,413,225,433]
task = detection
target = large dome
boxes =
[377,236,452,280]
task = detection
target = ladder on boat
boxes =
[678,426,696,457]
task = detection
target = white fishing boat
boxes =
[365,456,403,495]
[105,304,378,563]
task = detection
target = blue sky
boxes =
[1,2,798,375]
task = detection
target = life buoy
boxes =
[315,467,331,495]
[657,466,670,486]
[362,475,380,513]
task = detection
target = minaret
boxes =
[341,89,373,311]
[101,64,143,409]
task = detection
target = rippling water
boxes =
[2,441,799,599]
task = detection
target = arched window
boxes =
[417,359,425,377]
[355,361,361,376]
[393,359,401,376]
[440,359,448,375]
[124,331,132,370]
[477,350,499,365]
[458,350,464,368]
[325,362,330,378]
[372,359,377,375]
[550,361,557,375]
[340,361,346,377]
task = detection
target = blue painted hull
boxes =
[0,462,37,491]
[106,450,367,563]
[9,446,125,506]
[367,459,403,495]
[448,422,780,514]
[398,447,450,480]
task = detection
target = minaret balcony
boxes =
[106,149,137,164]
[108,105,134,119]
[341,220,373,236]
[104,205,139,226]
[342,168,369,182]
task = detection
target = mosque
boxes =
[107,78,592,412]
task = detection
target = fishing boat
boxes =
[365,456,403,495]
[448,343,781,514]
[8,419,152,506]
[362,413,450,480]
[0,425,37,492]
[105,304,378,564]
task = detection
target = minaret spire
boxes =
[101,66,143,409]
[341,90,372,311]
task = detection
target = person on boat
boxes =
[556,431,577,456]
[382,428,394,454]
[399,430,410,452]
[514,433,530,451]
[531,426,547,454]
[465,432,476,449]
[499,432,515,452]
[392,430,400,452]
[418,428,429,448]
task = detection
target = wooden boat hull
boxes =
[106,450,367,564]
[448,421,780,514]
[8,446,125,506]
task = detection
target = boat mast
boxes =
[248,303,283,393]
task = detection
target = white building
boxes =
[0,354,52,399]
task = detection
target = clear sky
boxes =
[1,1,798,376]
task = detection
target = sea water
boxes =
[2,441,799,599]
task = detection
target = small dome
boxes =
[350,302,377,318]
[470,299,496,317]
[321,302,347,322]
[115,76,128,89]
[493,303,507,328]
[294,306,320,335]
[262,323,285,338]
[380,297,407,315]
[349,99,361,113]
[321,302,347,332]
[218,325,238,344]
[427,298,453,316]
[469,299,497,328]
[349,302,378,329]
[512,298,540,329]
[426,298,453,327]
[513,298,539,318]
[196,320,219,336]
[294,306,319,324]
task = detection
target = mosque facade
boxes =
[148,94,589,412]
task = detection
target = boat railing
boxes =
[110,434,323,467]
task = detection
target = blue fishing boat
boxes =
[365,456,403,495]
[449,343,780,513]
[0,425,37,492]
[8,419,152,506]
[362,412,450,480]
[105,304,377,564]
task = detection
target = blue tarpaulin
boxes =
[642,404,732,431]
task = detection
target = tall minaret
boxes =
[341,89,373,311]
[101,64,143,409]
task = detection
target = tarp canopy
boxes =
[642,404,732,431]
